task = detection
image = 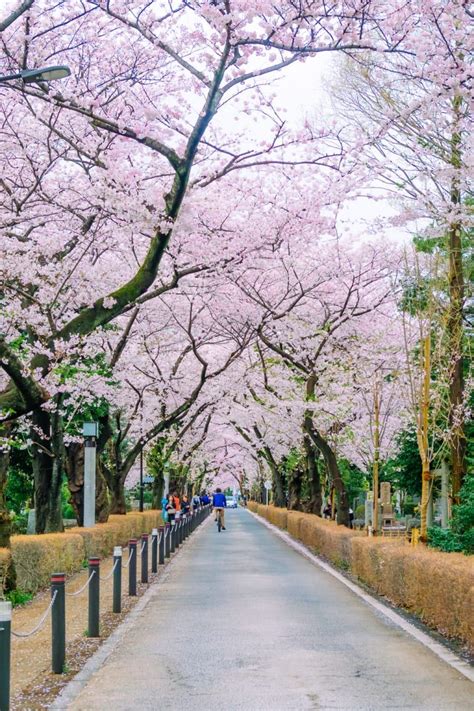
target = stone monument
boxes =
[380,482,396,527]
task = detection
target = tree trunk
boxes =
[448,94,466,503]
[304,435,322,516]
[65,443,84,524]
[95,459,110,522]
[31,409,64,533]
[418,334,431,541]
[152,472,164,509]
[109,469,127,514]
[271,464,286,508]
[288,465,303,510]
[303,375,323,516]
[306,426,349,526]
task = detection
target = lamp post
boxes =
[139,444,144,513]
[83,422,98,528]
[0,65,71,84]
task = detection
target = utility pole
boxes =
[373,378,380,534]
[419,334,431,540]
[139,445,144,513]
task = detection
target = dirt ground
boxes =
[9,545,154,709]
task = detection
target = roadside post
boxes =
[113,546,122,613]
[159,526,165,564]
[141,534,149,584]
[151,528,158,573]
[51,573,66,673]
[88,557,100,637]
[0,601,11,711]
[128,539,137,596]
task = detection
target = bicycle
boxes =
[215,507,224,532]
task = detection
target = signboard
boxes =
[264,480,272,490]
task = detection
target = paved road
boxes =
[68,509,473,710]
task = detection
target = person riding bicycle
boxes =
[212,488,227,530]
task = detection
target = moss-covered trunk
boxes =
[110,476,127,514]
[66,442,109,525]
[306,425,349,526]
[288,465,303,510]
[448,99,466,502]
[31,409,64,533]
[304,435,322,516]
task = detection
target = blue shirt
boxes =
[212,493,227,508]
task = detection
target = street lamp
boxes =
[139,442,144,513]
[0,64,71,84]
[83,422,99,528]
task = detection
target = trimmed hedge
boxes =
[0,511,163,594]
[0,548,11,590]
[250,503,474,651]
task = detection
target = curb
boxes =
[247,509,474,684]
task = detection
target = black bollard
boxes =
[174,519,180,549]
[51,573,66,674]
[141,534,149,584]
[113,546,122,613]
[170,521,176,554]
[177,518,182,546]
[88,557,100,638]
[151,528,158,573]
[128,539,137,596]
[158,526,165,565]
[0,601,11,711]
[165,524,171,559]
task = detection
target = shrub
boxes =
[427,526,463,553]
[0,548,11,592]
[10,511,28,535]
[428,474,474,555]
[286,511,305,539]
[11,533,85,593]
[6,588,33,607]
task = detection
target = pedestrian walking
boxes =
[165,494,176,523]
[161,493,169,522]
[181,494,191,515]
[323,501,332,519]
[172,491,181,520]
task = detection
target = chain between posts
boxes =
[65,569,96,597]
[122,546,135,569]
[11,590,58,638]
[2,506,210,710]
[99,557,120,582]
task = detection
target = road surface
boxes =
[67,508,473,710]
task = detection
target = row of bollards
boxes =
[0,505,211,711]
